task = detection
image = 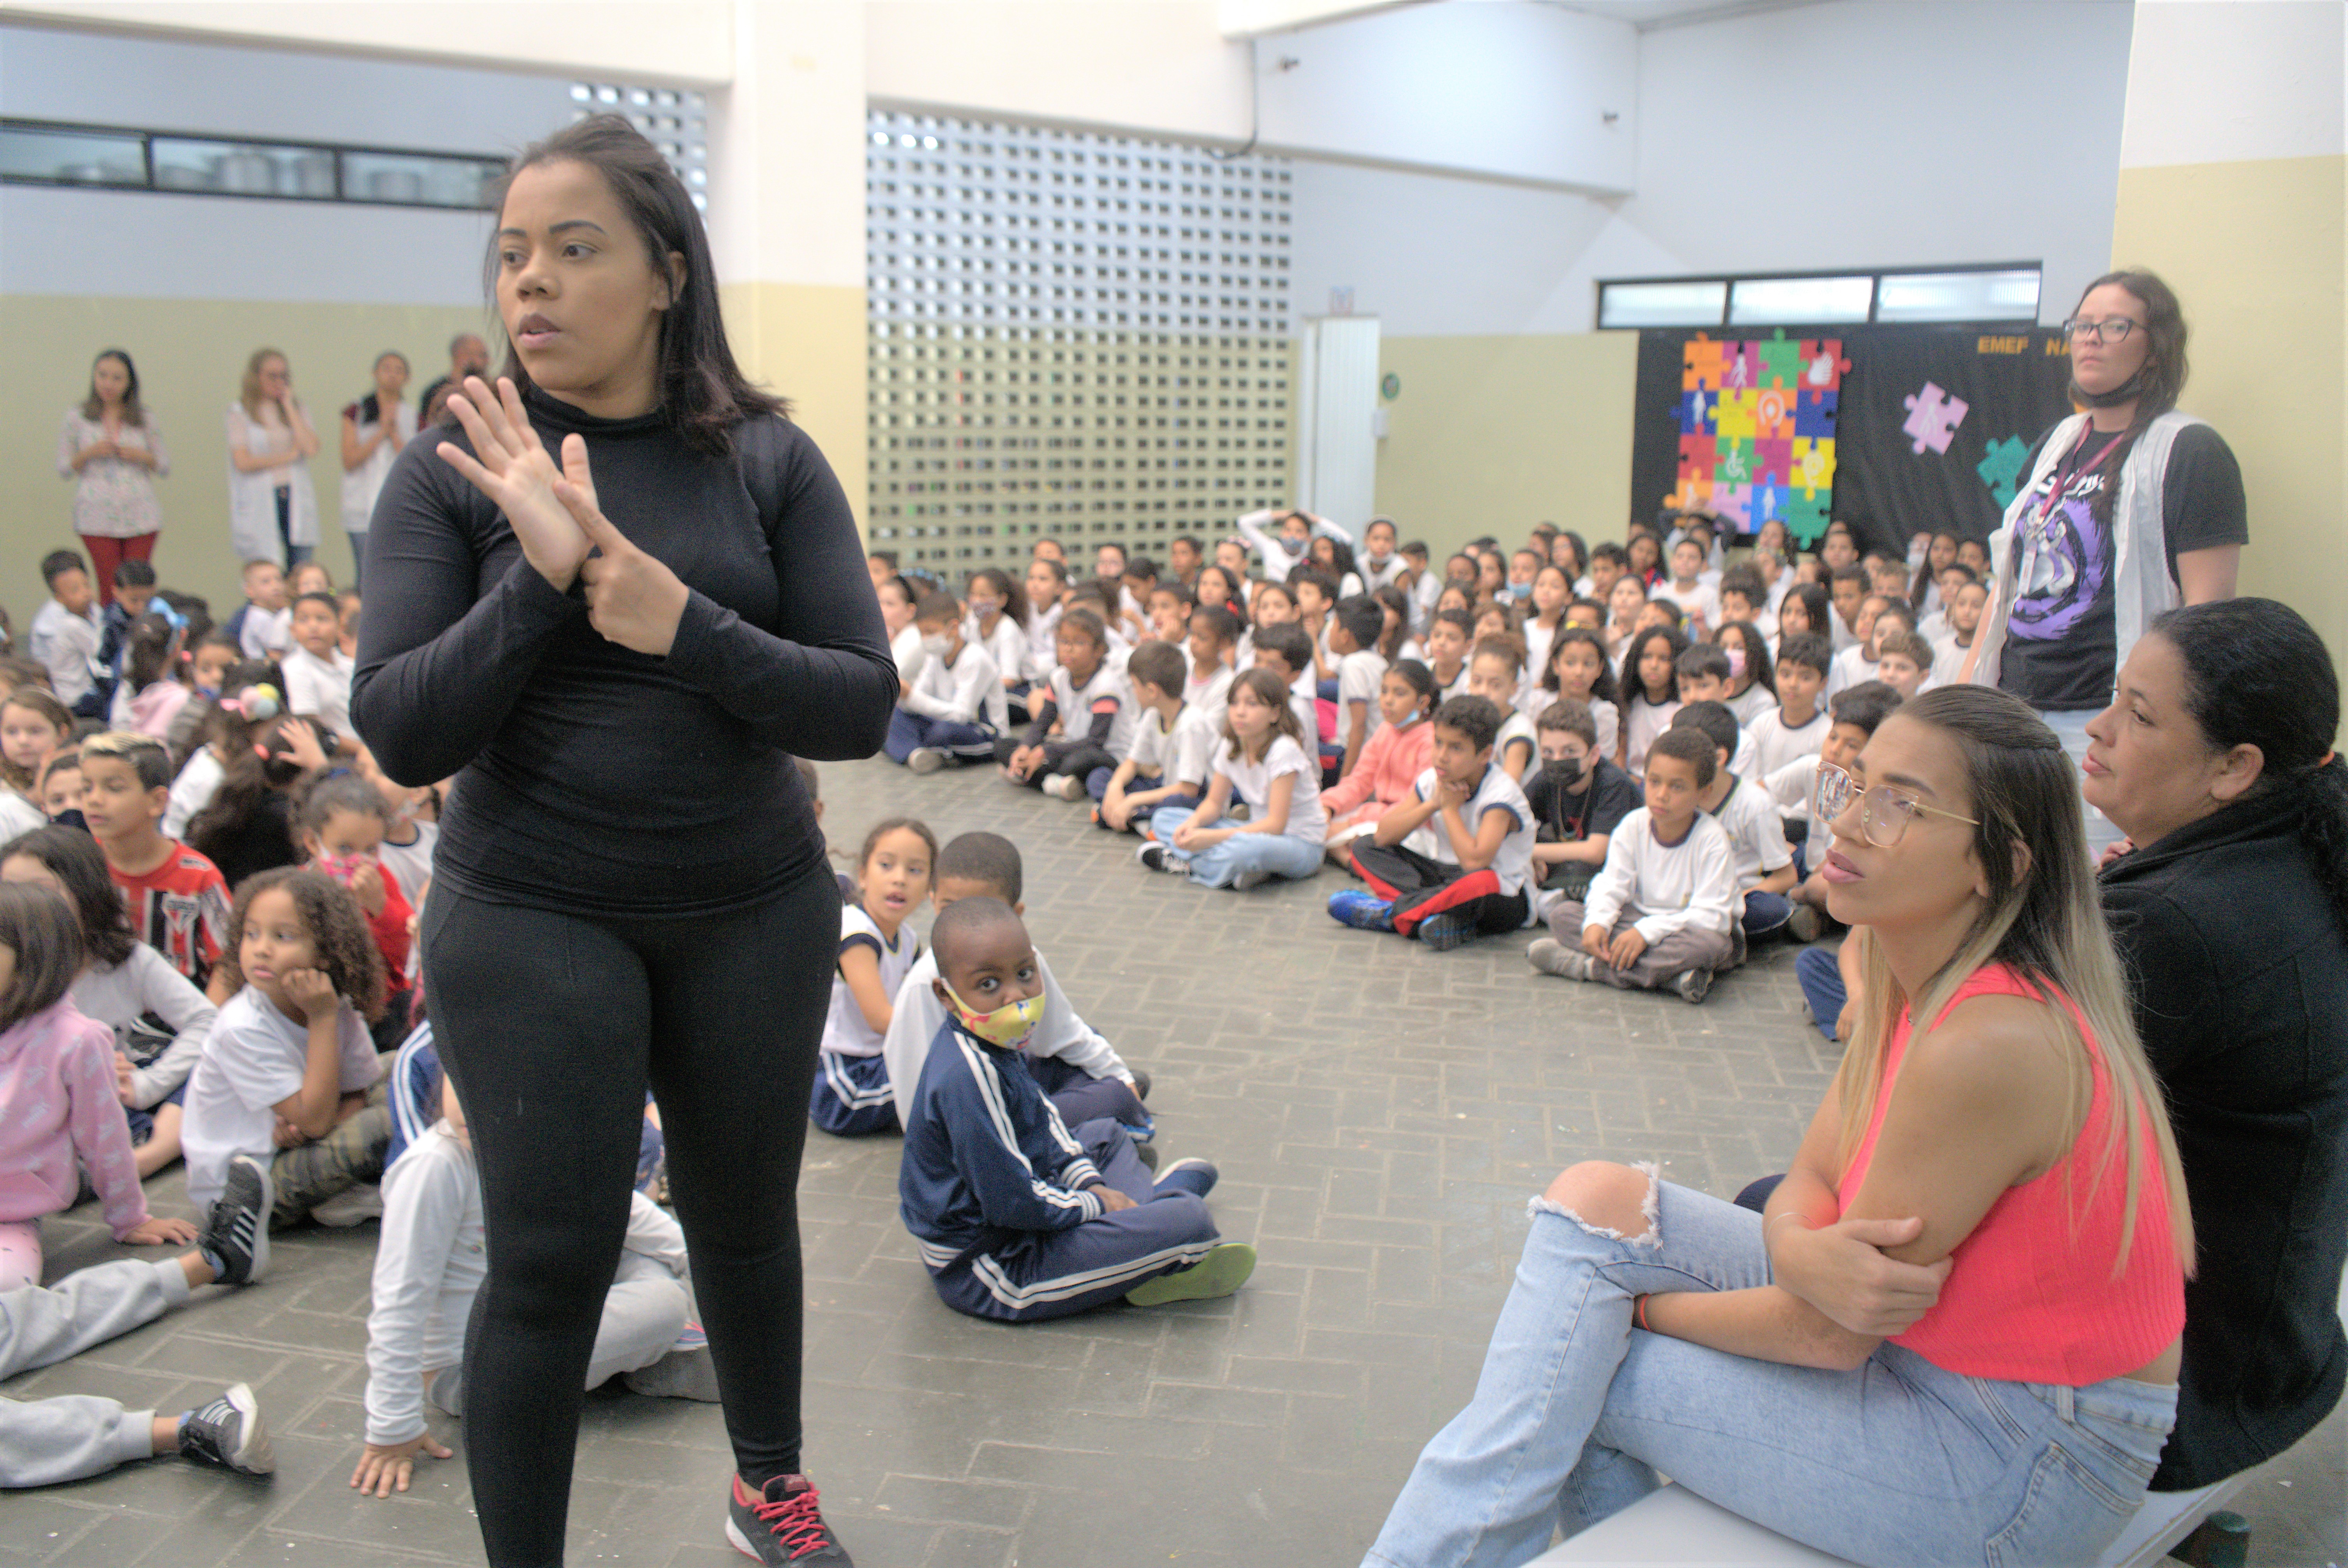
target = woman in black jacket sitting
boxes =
[2081,596,2347,1490]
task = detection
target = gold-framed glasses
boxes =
[1814,761,1980,848]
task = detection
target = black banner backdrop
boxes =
[1630,323,2076,556]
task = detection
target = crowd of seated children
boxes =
[887,591,1007,775]
[1319,660,1437,866]
[1526,726,1739,1003]
[1421,607,1473,704]
[1184,605,1239,724]
[281,591,357,758]
[1872,625,1934,701]
[1139,668,1327,892]
[811,818,935,1137]
[1093,640,1215,835]
[1927,568,1987,685]
[1246,622,1323,746]
[186,694,334,892]
[898,896,1253,1322]
[1524,699,1643,909]
[3,826,216,1180]
[1765,680,1905,945]
[82,730,232,991]
[294,773,415,1054]
[2,687,75,839]
[1530,625,1620,760]
[1328,695,1537,951]
[180,867,391,1230]
[881,832,1151,1140]
[1616,625,1686,774]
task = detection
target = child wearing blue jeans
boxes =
[1140,668,1326,891]
[899,897,1252,1322]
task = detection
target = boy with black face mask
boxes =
[1525,699,1641,908]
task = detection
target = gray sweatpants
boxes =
[1,1258,186,1487]
[1544,901,1736,990]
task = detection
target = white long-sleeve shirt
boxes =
[282,643,357,745]
[28,599,102,706]
[902,640,1006,729]
[71,944,217,1107]
[1235,507,1352,582]
[163,747,224,839]
[1582,807,1739,945]
[363,1123,686,1445]
[882,945,1133,1131]
[966,611,1029,689]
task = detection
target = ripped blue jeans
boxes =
[1363,1174,2175,1568]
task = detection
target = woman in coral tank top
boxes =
[1364,685,2191,1568]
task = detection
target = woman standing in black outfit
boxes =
[352,117,892,1568]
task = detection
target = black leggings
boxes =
[421,864,838,1568]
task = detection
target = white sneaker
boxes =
[311,1183,384,1228]
[1041,774,1085,800]
[907,747,947,775]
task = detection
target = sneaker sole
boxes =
[1416,913,1474,951]
[624,1346,723,1403]
[1328,900,1395,932]
[1153,1158,1218,1198]
[216,1383,276,1474]
[907,750,946,775]
[725,1515,854,1566]
[1126,1243,1257,1307]
[1230,869,1273,891]
[217,1155,273,1287]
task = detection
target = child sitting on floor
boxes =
[351,1070,713,1501]
[1463,637,1537,781]
[295,773,414,1051]
[179,867,391,1229]
[888,591,1007,773]
[997,609,1135,802]
[81,730,232,989]
[1525,727,1737,1004]
[1329,594,1389,780]
[1,826,216,1180]
[0,1156,275,1490]
[1248,623,1321,745]
[1768,680,1904,942]
[811,818,935,1136]
[898,896,1253,1322]
[1093,641,1215,834]
[1319,660,1437,867]
[0,883,196,1290]
[1329,694,1536,951]
[1525,699,1643,909]
[1184,605,1240,726]
[1672,701,1798,949]
[882,832,1151,1139]
[1141,669,1327,892]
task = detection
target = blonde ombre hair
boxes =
[239,348,286,418]
[1828,686,2193,1277]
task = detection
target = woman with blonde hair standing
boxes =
[225,348,320,570]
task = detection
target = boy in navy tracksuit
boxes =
[898,898,1255,1323]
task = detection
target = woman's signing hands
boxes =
[435,376,597,591]
[562,485,690,657]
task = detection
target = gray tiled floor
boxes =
[12,753,2343,1566]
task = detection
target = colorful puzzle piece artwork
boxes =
[1901,381,1970,454]
[1976,435,2031,510]
[1673,331,1850,546]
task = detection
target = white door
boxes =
[1296,316,1381,538]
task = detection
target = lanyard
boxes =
[2032,426,2129,535]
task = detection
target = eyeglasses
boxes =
[2062,316,2142,345]
[1813,761,1980,849]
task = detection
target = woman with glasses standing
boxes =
[1364,685,2192,1568]
[1965,270,2245,853]
[226,348,321,571]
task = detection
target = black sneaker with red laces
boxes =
[725,1473,853,1564]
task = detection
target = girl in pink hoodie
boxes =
[1321,660,1437,869]
[0,881,192,1288]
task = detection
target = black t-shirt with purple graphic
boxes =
[1997,420,2246,711]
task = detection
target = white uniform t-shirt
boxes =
[1337,649,1388,744]
[822,905,920,1060]
[1216,733,1326,843]
[1404,763,1536,901]
[182,986,380,1211]
[282,644,358,745]
[1048,659,1138,758]
[1748,707,1831,781]
[1705,775,1795,892]
[1126,702,1220,793]
[966,612,1029,687]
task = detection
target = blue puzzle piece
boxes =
[1795,388,1839,438]
[1680,389,1717,436]
[1748,482,1791,531]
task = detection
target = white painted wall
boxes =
[1618,0,2135,327]
[1255,1,1636,192]
[0,23,580,303]
[2118,0,2346,167]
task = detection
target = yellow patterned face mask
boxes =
[941,980,1045,1052]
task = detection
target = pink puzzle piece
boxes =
[1902,381,1970,454]
[1755,438,1793,487]
[1707,482,1752,532]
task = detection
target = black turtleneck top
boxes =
[352,387,894,916]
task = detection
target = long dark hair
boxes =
[489,115,783,457]
[214,867,387,1021]
[2149,598,2348,936]
[1715,619,1777,699]
[1778,581,1832,645]
[187,666,315,871]
[0,880,85,1033]
[2068,270,2191,523]
[1541,625,1621,707]
[81,348,145,427]
[1621,625,1688,710]
[0,826,136,969]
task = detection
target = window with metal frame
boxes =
[1598,264,2042,330]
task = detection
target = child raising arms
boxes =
[0,883,195,1289]
[1142,669,1326,891]
[810,818,935,1137]
[180,868,389,1227]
